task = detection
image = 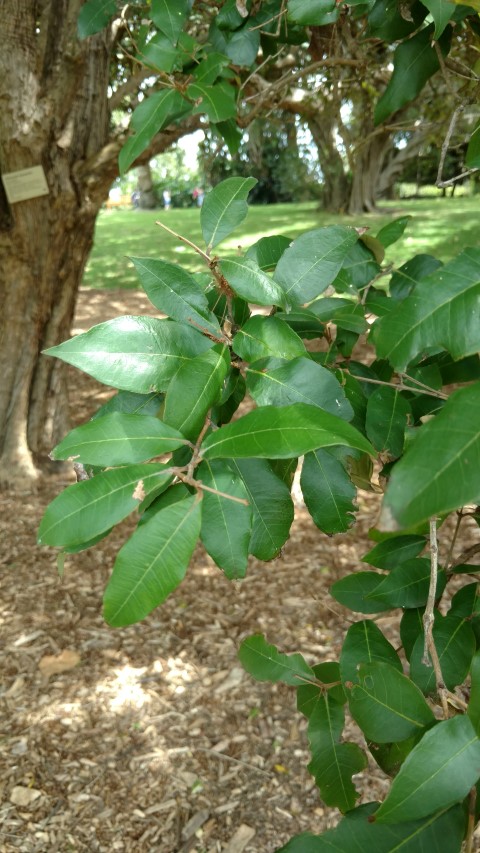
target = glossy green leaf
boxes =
[466,119,480,169]
[421,0,456,37]
[214,118,243,155]
[151,0,188,44]
[301,448,357,535]
[277,803,465,852]
[376,216,411,249]
[401,608,425,661]
[449,582,479,618]
[246,357,353,420]
[201,177,257,250]
[374,248,480,371]
[347,662,435,743]
[274,226,359,306]
[332,241,381,294]
[130,257,221,337]
[369,736,420,778]
[233,316,306,362]
[45,317,213,393]
[275,309,326,340]
[468,651,480,734]
[201,404,375,461]
[381,383,480,530]
[216,0,244,30]
[374,715,480,823]
[187,79,237,122]
[38,464,171,548]
[118,89,190,174]
[368,0,428,40]
[410,613,476,694]
[230,458,294,560]
[78,0,116,38]
[92,390,163,420]
[375,26,449,125]
[389,254,443,301]
[331,571,390,614]
[340,620,402,685]
[367,559,446,609]
[193,52,230,85]
[306,693,367,812]
[219,257,287,307]
[103,494,201,627]
[245,235,292,270]
[51,413,187,466]
[363,535,426,570]
[135,33,178,73]
[366,387,411,458]
[163,345,230,441]
[212,367,246,425]
[238,634,314,686]
[288,0,337,25]
[297,663,347,717]
[198,459,252,579]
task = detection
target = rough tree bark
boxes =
[136,163,157,209]
[0,1,199,486]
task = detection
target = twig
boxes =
[466,786,477,853]
[449,542,480,571]
[436,106,462,187]
[437,168,478,188]
[194,746,272,776]
[444,509,464,571]
[155,219,211,263]
[342,370,447,401]
[422,518,449,718]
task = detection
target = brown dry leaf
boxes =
[38,649,81,678]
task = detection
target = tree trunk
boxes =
[307,115,351,213]
[136,163,157,209]
[0,1,201,486]
[348,130,392,214]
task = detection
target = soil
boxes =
[1,288,479,853]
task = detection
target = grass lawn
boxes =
[82,196,480,290]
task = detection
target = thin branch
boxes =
[155,219,211,263]
[342,370,448,401]
[466,786,477,853]
[422,518,449,718]
[437,167,478,188]
[444,509,464,571]
[436,105,463,186]
[449,542,480,571]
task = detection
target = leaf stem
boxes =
[155,219,211,263]
[343,369,447,400]
[422,518,449,718]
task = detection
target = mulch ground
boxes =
[1,288,478,853]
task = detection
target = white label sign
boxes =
[1,166,49,203]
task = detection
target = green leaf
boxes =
[376,216,411,249]
[366,387,411,458]
[78,0,116,38]
[201,403,375,460]
[274,226,359,306]
[238,634,314,686]
[363,535,426,569]
[163,346,230,441]
[374,715,480,823]
[151,0,188,44]
[288,0,338,25]
[103,494,201,627]
[45,317,213,393]
[367,558,446,609]
[233,316,306,362]
[277,803,465,852]
[246,357,353,420]
[400,608,425,661]
[92,390,163,419]
[381,383,480,530]
[346,662,435,744]
[468,651,480,735]
[193,52,230,85]
[219,257,287,307]
[230,458,294,560]
[375,25,449,125]
[332,241,381,294]
[275,309,326,340]
[38,464,171,548]
[331,571,391,614]
[306,694,367,812]
[135,33,179,73]
[449,582,479,617]
[214,118,242,155]
[374,248,480,371]
[212,367,246,425]
[216,0,245,30]
[201,176,257,250]
[301,449,357,535]
[130,257,221,337]
[389,254,443,301]
[297,663,347,717]
[198,459,252,579]
[421,0,457,37]
[224,24,260,66]
[187,79,237,123]
[340,620,402,685]
[369,736,420,778]
[466,119,480,169]
[119,89,190,174]
[410,613,476,694]
[368,0,428,40]
[50,413,187,467]
[245,235,292,270]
